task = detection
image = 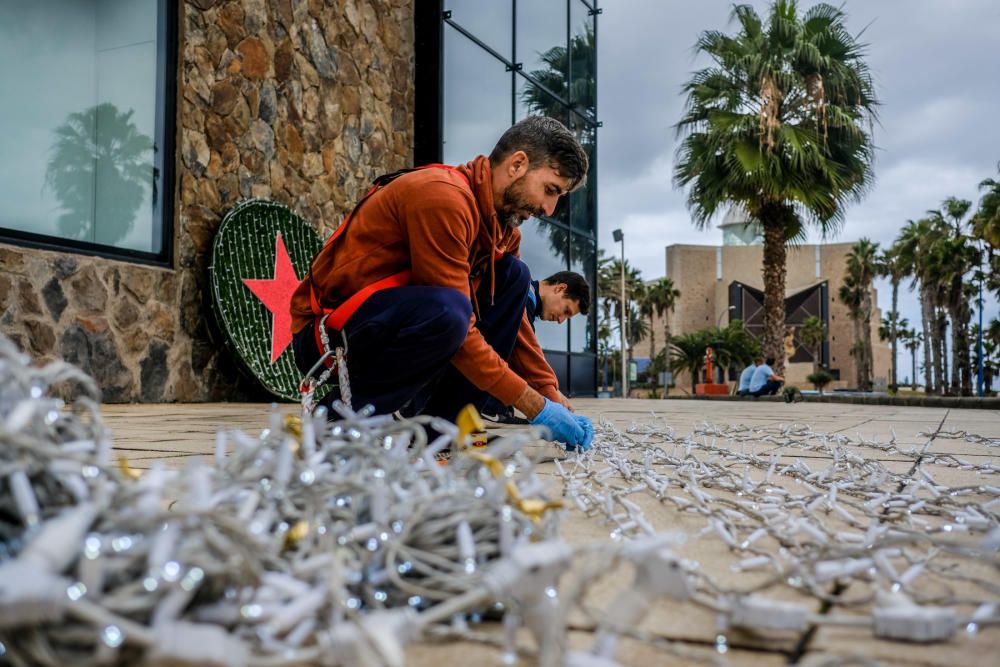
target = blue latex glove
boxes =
[530,399,587,450]
[573,414,594,451]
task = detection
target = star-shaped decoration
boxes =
[243,232,301,364]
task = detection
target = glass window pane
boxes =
[0,0,161,253]
[445,0,512,60]
[570,352,596,396]
[443,25,513,164]
[516,0,567,99]
[569,232,596,352]
[569,122,596,234]
[570,0,596,118]
[518,220,568,352]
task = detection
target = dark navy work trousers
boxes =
[293,255,531,421]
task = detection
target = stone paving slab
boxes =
[99,399,1000,666]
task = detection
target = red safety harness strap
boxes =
[306,164,470,367]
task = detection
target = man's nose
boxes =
[543,195,558,216]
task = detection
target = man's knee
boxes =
[497,255,531,292]
[430,289,473,348]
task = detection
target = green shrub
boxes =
[806,370,833,394]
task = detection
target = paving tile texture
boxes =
[102,399,1000,666]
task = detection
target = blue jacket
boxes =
[749,364,774,393]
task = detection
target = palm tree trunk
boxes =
[921,288,934,394]
[937,310,948,395]
[890,279,899,389]
[862,290,874,391]
[761,221,788,375]
[648,316,656,380]
[911,345,918,390]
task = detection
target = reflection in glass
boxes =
[516,0,566,87]
[46,104,153,246]
[518,220,568,352]
[570,233,596,353]
[570,0,597,116]
[0,0,160,253]
[445,0,512,60]
[443,24,513,164]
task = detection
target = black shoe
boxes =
[481,408,529,426]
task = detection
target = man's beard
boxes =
[496,179,542,229]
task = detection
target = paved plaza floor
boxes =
[102,399,1000,666]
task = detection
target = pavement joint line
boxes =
[787,408,955,665]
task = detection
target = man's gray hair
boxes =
[489,116,589,191]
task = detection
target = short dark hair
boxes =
[489,116,589,191]
[542,270,590,314]
[753,357,764,365]
[765,356,776,366]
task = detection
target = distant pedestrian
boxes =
[749,356,784,396]
[737,357,762,396]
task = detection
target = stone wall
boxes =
[0,0,415,402]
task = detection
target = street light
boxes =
[717,305,736,329]
[612,228,626,398]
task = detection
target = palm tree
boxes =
[878,313,908,391]
[674,1,878,377]
[45,103,153,244]
[636,277,681,369]
[895,217,948,394]
[668,330,715,394]
[926,201,979,395]
[877,245,910,390]
[973,167,1000,250]
[713,321,762,384]
[902,328,923,391]
[839,238,879,390]
[800,315,827,377]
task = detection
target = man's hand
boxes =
[529,399,592,451]
[513,386,546,421]
[556,391,574,412]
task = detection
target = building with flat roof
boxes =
[640,210,891,392]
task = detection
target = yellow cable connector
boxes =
[465,450,565,524]
[117,456,142,480]
[284,520,310,550]
[456,404,485,450]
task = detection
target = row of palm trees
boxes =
[840,179,1000,396]
[594,252,682,389]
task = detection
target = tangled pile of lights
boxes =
[1,333,998,667]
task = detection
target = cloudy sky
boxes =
[596,0,1000,382]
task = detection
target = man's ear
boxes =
[508,150,529,178]
[553,283,568,295]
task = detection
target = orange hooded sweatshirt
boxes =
[290,156,561,407]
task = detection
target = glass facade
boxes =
[0,0,174,264]
[422,0,600,395]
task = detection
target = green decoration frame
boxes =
[209,199,326,401]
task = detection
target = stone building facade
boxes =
[639,241,891,393]
[0,0,414,401]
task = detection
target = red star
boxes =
[243,232,301,364]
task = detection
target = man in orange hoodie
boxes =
[290,116,593,450]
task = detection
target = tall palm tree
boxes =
[839,238,879,390]
[674,0,878,377]
[926,202,978,395]
[879,313,908,389]
[636,277,681,367]
[902,328,923,390]
[973,167,1000,250]
[877,245,910,389]
[895,217,948,394]
[800,315,827,377]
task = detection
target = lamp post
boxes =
[613,228,626,398]
[717,305,736,329]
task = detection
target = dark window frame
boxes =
[415,0,599,395]
[0,0,178,268]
